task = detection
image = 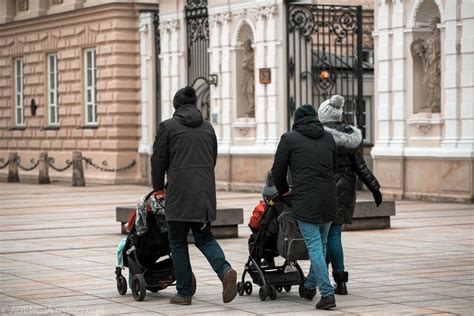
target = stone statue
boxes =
[241,39,255,117]
[410,17,441,113]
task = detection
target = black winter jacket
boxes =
[323,121,380,224]
[151,105,218,223]
[271,116,337,224]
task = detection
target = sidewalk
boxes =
[0,183,472,315]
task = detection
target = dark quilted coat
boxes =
[150,104,218,223]
[323,121,380,224]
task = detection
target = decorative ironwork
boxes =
[0,158,9,170]
[287,3,365,132]
[186,0,211,120]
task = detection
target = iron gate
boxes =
[185,0,210,120]
[286,3,363,130]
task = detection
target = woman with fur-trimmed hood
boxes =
[318,95,383,295]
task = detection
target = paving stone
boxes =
[0,183,473,315]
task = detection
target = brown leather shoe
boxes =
[169,294,192,305]
[222,268,237,303]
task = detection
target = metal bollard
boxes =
[38,152,50,184]
[72,151,85,187]
[7,152,19,183]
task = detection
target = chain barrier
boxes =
[16,158,40,172]
[82,157,136,173]
[47,158,73,172]
[0,158,9,170]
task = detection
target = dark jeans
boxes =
[167,221,231,298]
[326,223,345,273]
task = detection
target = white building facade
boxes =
[372,0,474,202]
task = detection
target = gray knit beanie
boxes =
[318,95,345,123]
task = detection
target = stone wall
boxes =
[0,4,146,184]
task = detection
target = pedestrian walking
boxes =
[271,104,337,310]
[150,86,237,305]
[318,95,382,295]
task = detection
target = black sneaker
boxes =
[316,294,336,310]
[302,287,317,300]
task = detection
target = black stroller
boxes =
[237,174,306,301]
[115,191,196,301]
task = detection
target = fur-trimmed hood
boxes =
[323,125,362,149]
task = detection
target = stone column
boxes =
[389,0,406,150]
[441,1,461,148]
[263,5,279,148]
[138,12,154,156]
[374,1,392,148]
[220,12,233,148]
[458,3,474,150]
[254,8,267,146]
[159,19,179,121]
[209,13,222,141]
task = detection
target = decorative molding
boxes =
[209,11,231,27]
[159,19,179,33]
[51,0,63,5]
[254,4,277,20]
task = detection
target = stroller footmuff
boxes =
[115,191,196,301]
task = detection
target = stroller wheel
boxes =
[276,286,283,293]
[191,272,197,296]
[244,281,253,295]
[131,274,146,301]
[268,286,277,300]
[258,286,267,301]
[116,275,127,295]
[237,282,244,296]
[284,285,291,292]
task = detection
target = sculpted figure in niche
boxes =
[241,39,255,117]
[411,17,441,113]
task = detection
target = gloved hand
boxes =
[372,190,382,207]
[281,191,292,207]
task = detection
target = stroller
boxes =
[237,173,306,301]
[115,191,196,301]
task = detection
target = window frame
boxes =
[14,58,24,127]
[47,53,59,126]
[84,48,97,126]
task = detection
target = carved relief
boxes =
[209,11,231,27]
[411,17,441,113]
[159,19,179,33]
[18,0,29,12]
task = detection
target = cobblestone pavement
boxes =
[0,183,473,315]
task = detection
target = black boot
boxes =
[316,294,336,310]
[332,271,348,295]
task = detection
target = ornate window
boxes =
[14,58,24,126]
[84,49,97,125]
[48,54,59,126]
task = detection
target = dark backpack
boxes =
[277,211,309,260]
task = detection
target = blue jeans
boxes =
[167,221,231,298]
[326,223,345,273]
[297,219,334,297]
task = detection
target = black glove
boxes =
[281,194,292,207]
[343,126,354,134]
[372,190,382,207]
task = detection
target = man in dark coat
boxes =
[318,95,382,295]
[271,104,337,310]
[151,86,237,305]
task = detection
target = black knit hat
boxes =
[173,86,197,109]
[294,104,318,122]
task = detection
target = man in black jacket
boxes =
[271,104,337,310]
[151,86,237,305]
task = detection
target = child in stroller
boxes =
[115,190,196,301]
[237,172,307,301]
